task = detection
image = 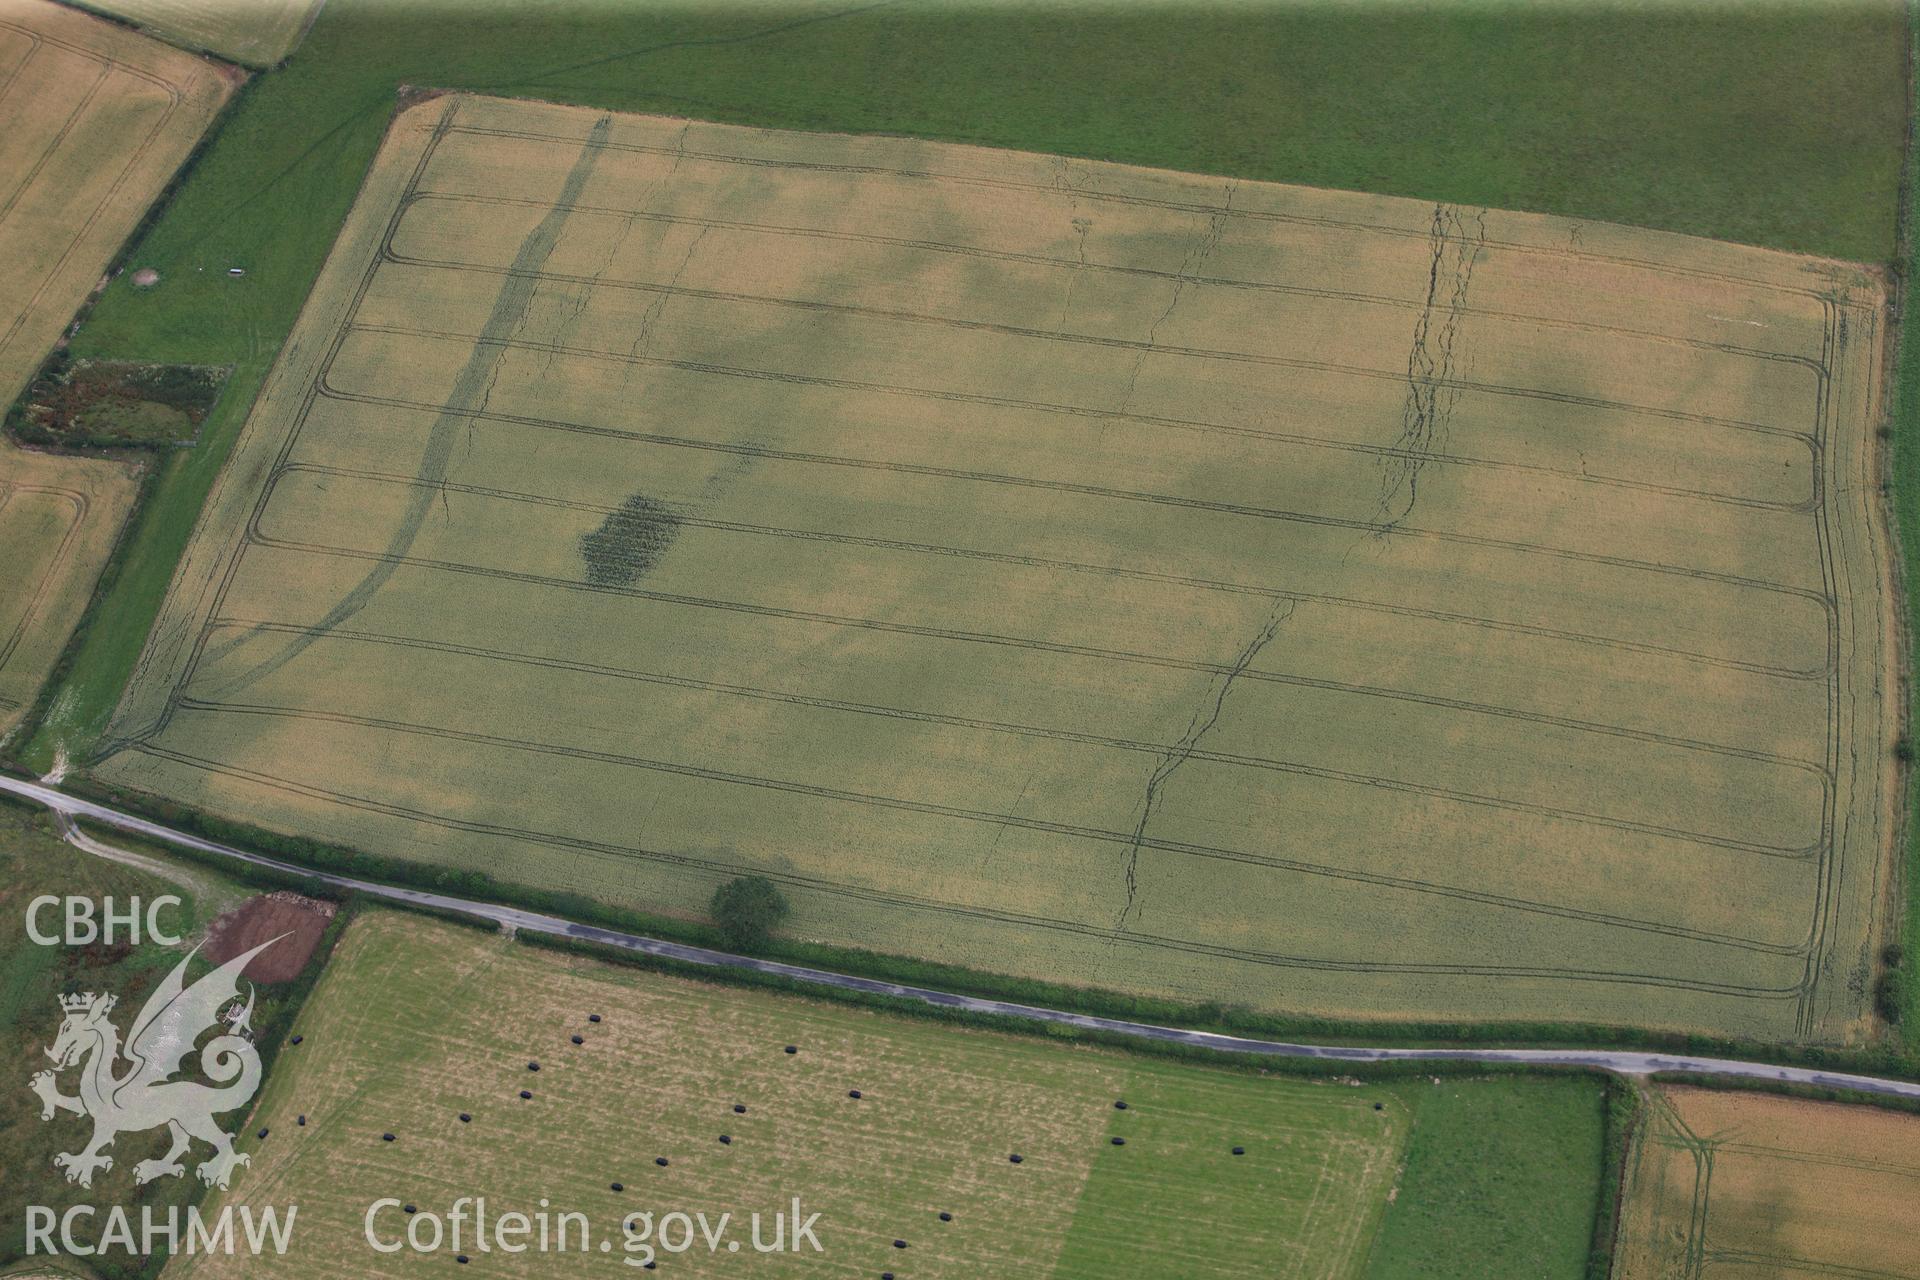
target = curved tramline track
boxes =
[3,770,1915,1102]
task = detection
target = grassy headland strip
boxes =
[1890,0,1920,1045]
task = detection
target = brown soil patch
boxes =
[202,891,335,982]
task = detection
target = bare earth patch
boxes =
[202,891,334,982]
[9,356,229,447]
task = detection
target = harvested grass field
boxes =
[0,0,234,404]
[1613,1085,1920,1280]
[0,0,232,739]
[68,0,325,67]
[183,910,1412,1279]
[101,92,1897,1041]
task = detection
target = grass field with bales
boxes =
[178,910,1611,1279]
[1613,1085,1920,1279]
[0,0,234,744]
[96,92,1899,1043]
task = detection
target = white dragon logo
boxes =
[28,936,282,1190]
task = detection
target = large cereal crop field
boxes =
[0,0,232,740]
[99,91,1897,1042]
[0,444,138,740]
[68,0,326,67]
[1613,1086,1920,1279]
[180,910,1412,1278]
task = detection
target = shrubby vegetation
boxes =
[7,353,227,448]
[1874,944,1906,1026]
[709,875,790,950]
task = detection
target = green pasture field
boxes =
[1361,1077,1606,1280]
[20,0,1905,781]
[177,909,1608,1279]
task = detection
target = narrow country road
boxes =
[5,770,1917,1100]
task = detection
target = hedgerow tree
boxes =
[710,876,791,951]
[1875,944,1907,1026]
